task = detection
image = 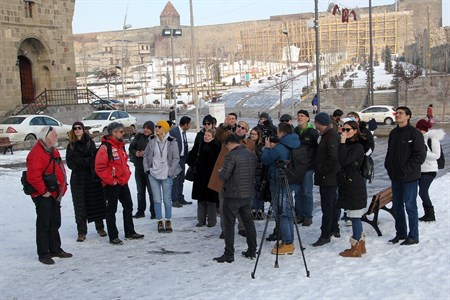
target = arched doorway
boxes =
[19,55,34,104]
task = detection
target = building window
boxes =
[24,1,34,18]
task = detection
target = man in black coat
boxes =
[129,121,155,219]
[169,116,193,207]
[312,112,341,247]
[385,106,426,245]
[213,134,257,263]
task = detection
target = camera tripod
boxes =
[251,162,310,278]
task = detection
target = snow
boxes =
[1,135,449,299]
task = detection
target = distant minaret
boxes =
[160,1,180,27]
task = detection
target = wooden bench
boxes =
[0,137,16,154]
[361,187,394,236]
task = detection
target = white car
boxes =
[0,115,72,142]
[82,110,137,133]
[358,105,396,125]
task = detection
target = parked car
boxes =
[0,115,72,142]
[82,110,137,134]
[91,99,123,110]
[358,105,396,125]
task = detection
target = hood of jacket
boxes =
[279,133,301,150]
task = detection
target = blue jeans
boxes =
[391,180,419,240]
[252,192,264,211]
[293,169,314,219]
[171,156,186,202]
[418,173,436,208]
[271,186,294,244]
[149,175,173,220]
[350,217,363,240]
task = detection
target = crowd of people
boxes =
[25,105,444,265]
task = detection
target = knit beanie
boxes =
[107,122,124,134]
[314,112,331,126]
[259,112,270,120]
[297,109,310,119]
[416,119,432,132]
[143,120,155,132]
[280,114,292,122]
[156,120,170,134]
[72,121,85,131]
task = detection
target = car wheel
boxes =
[25,134,37,141]
[384,117,393,125]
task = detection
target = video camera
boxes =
[261,120,279,143]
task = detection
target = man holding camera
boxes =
[26,126,72,265]
[261,122,300,255]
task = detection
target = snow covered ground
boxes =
[1,134,449,299]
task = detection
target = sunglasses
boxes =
[237,125,247,130]
[73,126,83,130]
[342,128,354,132]
[45,126,54,138]
[156,125,162,129]
[204,122,211,126]
[115,129,124,134]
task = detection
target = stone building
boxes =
[0,0,77,115]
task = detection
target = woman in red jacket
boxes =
[26,126,72,265]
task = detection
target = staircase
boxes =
[14,88,104,115]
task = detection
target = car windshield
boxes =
[84,112,110,120]
[0,116,26,124]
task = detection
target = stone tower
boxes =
[0,0,77,115]
[160,1,180,27]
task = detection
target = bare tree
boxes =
[98,68,119,100]
[271,74,294,118]
[391,61,422,106]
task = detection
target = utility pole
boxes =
[314,0,321,112]
[369,0,374,106]
[189,0,200,130]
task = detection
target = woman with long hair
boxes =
[66,121,106,242]
[337,120,367,257]
[189,128,221,227]
[249,126,266,220]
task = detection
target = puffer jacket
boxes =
[220,145,257,199]
[27,140,67,200]
[421,129,445,173]
[95,135,131,186]
[142,135,181,178]
[385,124,426,182]
[261,133,301,190]
[128,132,151,170]
[314,125,340,186]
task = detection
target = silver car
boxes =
[82,110,137,133]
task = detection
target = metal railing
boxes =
[15,88,106,115]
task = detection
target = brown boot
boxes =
[360,233,367,254]
[339,237,362,257]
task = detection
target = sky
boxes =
[72,0,450,34]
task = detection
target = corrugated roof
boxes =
[160,1,180,18]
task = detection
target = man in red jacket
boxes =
[26,126,72,265]
[95,122,144,245]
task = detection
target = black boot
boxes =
[419,207,436,222]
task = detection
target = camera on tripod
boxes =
[261,120,279,143]
[275,160,289,174]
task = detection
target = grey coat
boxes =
[220,145,257,199]
[143,135,182,178]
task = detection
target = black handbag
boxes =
[185,141,201,182]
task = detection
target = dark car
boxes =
[91,99,123,110]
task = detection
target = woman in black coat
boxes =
[66,121,107,242]
[188,128,221,227]
[337,120,367,257]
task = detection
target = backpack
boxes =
[361,155,374,183]
[286,146,308,185]
[21,153,55,195]
[427,138,445,169]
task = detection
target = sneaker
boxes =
[179,199,192,205]
[213,254,234,263]
[271,243,295,255]
[400,237,419,245]
[39,256,55,265]
[165,220,173,233]
[302,218,312,226]
[157,220,165,233]
[242,250,256,259]
[51,250,73,258]
[133,212,145,219]
[97,229,107,237]
[110,238,124,245]
[76,234,86,242]
[125,233,144,239]
[256,209,265,220]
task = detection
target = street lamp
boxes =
[162,28,182,111]
[120,23,132,111]
[282,29,294,115]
